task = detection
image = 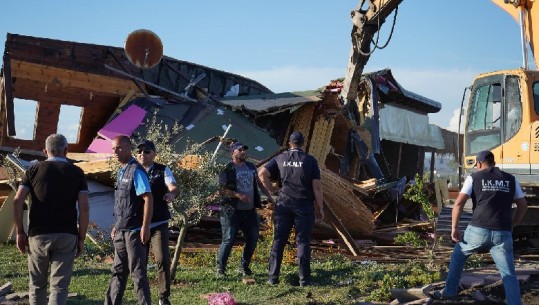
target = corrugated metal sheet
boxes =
[220,91,320,114]
[365,69,442,114]
[132,99,280,164]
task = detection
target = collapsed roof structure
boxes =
[0,33,458,252]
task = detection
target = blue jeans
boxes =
[443,225,522,305]
[217,209,259,271]
[268,202,315,286]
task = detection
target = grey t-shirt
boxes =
[219,163,255,210]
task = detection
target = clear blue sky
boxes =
[0,0,530,138]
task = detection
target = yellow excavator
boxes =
[463,0,539,200]
[341,0,539,201]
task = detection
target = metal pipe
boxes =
[519,7,528,69]
[211,124,232,161]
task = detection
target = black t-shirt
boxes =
[469,167,516,231]
[265,149,320,204]
[22,159,88,236]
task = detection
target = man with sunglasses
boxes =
[434,150,528,305]
[217,142,274,277]
[136,140,179,305]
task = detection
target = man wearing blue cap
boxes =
[434,150,528,305]
[216,142,275,277]
[258,131,324,287]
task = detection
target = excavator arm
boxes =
[492,0,538,68]
[340,0,403,106]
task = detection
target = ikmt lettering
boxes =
[282,161,303,167]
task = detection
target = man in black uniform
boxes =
[435,150,527,305]
[258,131,324,287]
[136,140,179,305]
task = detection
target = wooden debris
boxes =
[242,278,256,285]
[472,290,485,301]
[323,202,361,256]
[390,284,432,303]
[4,292,29,301]
[320,168,374,236]
[354,178,377,191]
[0,282,13,297]
[402,298,433,305]
[459,275,485,288]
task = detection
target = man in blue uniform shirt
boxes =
[105,135,154,305]
[435,150,527,305]
[258,131,324,287]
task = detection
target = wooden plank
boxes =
[11,60,139,96]
[75,159,112,175]
[323,201,361,256]
[67,152,112,162]
[106,89,136,123]
[434,179,443,207]
[3,54,15,136]
[0,191,16,242]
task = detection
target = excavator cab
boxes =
[463,69,539,188]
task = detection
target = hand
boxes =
[75,239,85,258]
[16,233,29,254]
[163,192,176,202]
[140,225,150,244]
[236,192,250,203]
[451,228,462,243]
[110,227,116,240]
[315,207,324,221]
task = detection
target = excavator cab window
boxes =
[504,76,522,141]
[533,82,539,115]
[465,82,502,155]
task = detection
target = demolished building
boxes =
[0,33,454,253]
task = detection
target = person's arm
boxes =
[140,192,153,244]
[256,176,274,204]
[163,166,180,202]
[512,197,528,228]
[312,179,324,220]
[451,193,469,242]
[76,191,90,258]
[13,186,30,254]
[163,183,179,202]
[257,167,275,194]
[133,167,153,243]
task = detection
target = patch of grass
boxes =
[0,241,442,304]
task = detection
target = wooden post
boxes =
[323,201,361,256]
[429,151,436,183]
[170,212,191,280]
[3,53,15,137]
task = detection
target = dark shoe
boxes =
[239,266,253,276]
[300,282,319,287]
[216,269,225,278]
[158,298,171,305]
[431,289,456,300]
[267,279,278,285]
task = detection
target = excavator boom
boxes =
[491,0,539,68]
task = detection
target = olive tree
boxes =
[136,112,223,279]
